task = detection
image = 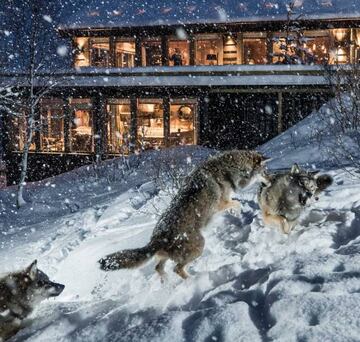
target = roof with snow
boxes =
[60,0,360,30]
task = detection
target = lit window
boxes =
[115,39,135,68]
[302,31,331,65]
[137,99,164,150]
[107,99,131,154]
[243,33,267,64]
[195,34,223,65]
[170,99,197,146]
[142,39,162,66]
[90,38,110,67]
[40,99,64,152]
[74,37,90,67]
[69,99,93,153]
[168,39,190,66]
[12,115,36,152]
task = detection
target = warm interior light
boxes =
[336,48,347,63]
[333,29,347,42]
[356,29,360,46]
[139,103,155,112]
[76,37,88,49]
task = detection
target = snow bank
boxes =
[1,103,360,341]
[260,94,360,171]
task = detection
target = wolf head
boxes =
[9,260,65,307]
[243,151,272,186]
[290,163,333,204]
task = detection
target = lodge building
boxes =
[1,1,360,183]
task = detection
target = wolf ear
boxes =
[27,260,38,280]
[308,170,320,176]
[290,163,301,174]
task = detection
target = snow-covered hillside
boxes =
[1,114,360,341]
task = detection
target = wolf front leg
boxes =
[218,199,241,212]
[262,211,291,234]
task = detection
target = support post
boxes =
[198,92,210,145]
[130,96,137,152]
[278,91,283,134]
[161,35,169,66]
[63,96,71,153]
[93,94,107,161]
[163,95,170,147]
[135,35,142,67]
[189,34,195,66]
[266,32,273,64]
[109,36,116,67]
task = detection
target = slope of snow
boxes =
[1,111,360,341]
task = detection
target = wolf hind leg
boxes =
[174,263,189,279]
[172,233,205,280]
[155,252,168,282]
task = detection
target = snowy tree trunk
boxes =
[16,16,37,208]
[16,113,35,208]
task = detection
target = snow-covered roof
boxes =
[60,0,360,30]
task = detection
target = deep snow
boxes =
[1,110,360,341]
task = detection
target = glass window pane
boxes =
[168,40,190,66]
[243,38,267,64]
[90,38,110,67]
[74,37,90,67]
[195,35,222,65]
[142,40,162,66]
[137,99,164,150]
[69,99,93,153]
[12,115,35,152]
[107,99,131,153]
[170,99,197,146]
[40,99,64,152]
[115,40,135,68]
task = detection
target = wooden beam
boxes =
[161,36,169,66]
[277,91,283,134]
[92,94,107,160]
[163,95,170,147]
[135,35,142,67]
[189,34,195,65]
[130,96,137,152]
[63,96,71,153]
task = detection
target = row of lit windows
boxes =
[13,98,198,154]
[74,29,360,68]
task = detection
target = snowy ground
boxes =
[2,116,360,341]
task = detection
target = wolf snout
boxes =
[49,282,65,296]
[98,257,110,270]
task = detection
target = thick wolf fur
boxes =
[258,164,333,234]
[99,150,269,279]
[0,260,65,341]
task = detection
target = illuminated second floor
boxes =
[67,27,360,70]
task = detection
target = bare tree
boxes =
[272,1,314,65]
[1,0,60,207]
[320,64,360,172]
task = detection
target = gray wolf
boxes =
[99,150,269,279]
[0,260,65,341]
[258,163,333,234]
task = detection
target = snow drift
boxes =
[1,103,360,341]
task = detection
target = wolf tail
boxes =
[98,243,158,271]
